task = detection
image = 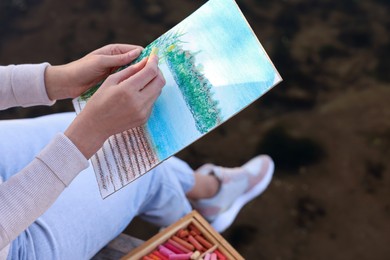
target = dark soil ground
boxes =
[1,0,389,259]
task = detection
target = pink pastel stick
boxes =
[158,245,175,257]
[204,253,211,260]
[210,253,217,260]
[168,253,192,260]
[164,242,184,254]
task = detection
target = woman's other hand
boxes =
[45,44,143,100]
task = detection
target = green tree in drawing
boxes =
[165,44,221,133]
[79,30,222,133]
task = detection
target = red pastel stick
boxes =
[181,229,189,238]
[188,224,201,235]
[214,249,227,260]
[172,236,195,251]
[194,235,213,249]
[187,235,204,252]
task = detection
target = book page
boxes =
[73,0,282,198]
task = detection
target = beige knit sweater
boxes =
[0,64,89,257]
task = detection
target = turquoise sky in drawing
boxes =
[145,0,281,160]
[180,0,277,86]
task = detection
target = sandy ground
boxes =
[1,0,389,259]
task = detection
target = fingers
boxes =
[92,44,143,55]
[121,54,160,91]
[137,69,165,116]
[108,44,143,55]
[136,72,166,125]
[141,69,165,101]
[104,51,165,101]
[103,58,148,86]
[117,56,165,110]
[100,48,142,68]
[95,52,165,131]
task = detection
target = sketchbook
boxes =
[73,0,282,198]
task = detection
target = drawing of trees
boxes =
[80,30,222,134]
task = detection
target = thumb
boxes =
[100,48,142,68]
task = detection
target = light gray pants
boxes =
[0,113,194,259]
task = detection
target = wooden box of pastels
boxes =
[122,210,244,260]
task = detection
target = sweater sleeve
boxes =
[0,63,55,109]
[0,133,89,250]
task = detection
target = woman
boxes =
[0,44,274,259]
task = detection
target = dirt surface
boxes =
[1,0,390,259]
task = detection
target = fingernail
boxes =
[150,47,159,57]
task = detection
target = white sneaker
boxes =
[191,155,274,233]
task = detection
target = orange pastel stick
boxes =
[179,229,189,238]
[176,229,184,237]
[194,235,213,249]
[187,235,205,252]
[148,253,160,260]
[142,256,154,260]
[153,251,168,260]
[190,230,198,237]
[172,235,195,251]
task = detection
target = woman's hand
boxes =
[45,44,143,100]
[64,50,165,159]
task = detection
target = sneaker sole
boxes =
[210,158,275,233]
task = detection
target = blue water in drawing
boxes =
[146,63,202,160]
